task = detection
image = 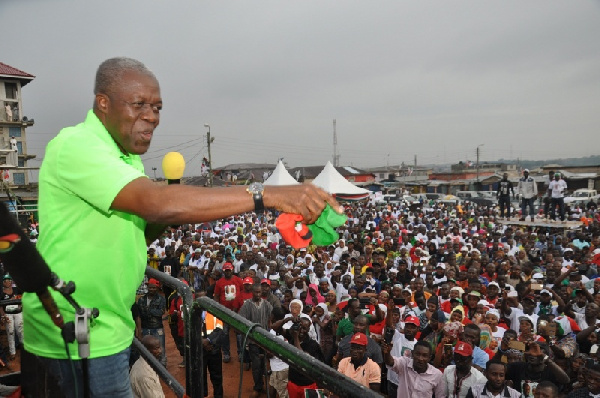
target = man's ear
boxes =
[95,94,110,114]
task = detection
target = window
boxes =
[4,83,17,99]
[12,172,25,185]
[8,127,21,137]
[16,142,22,154]
[17,158,24,167]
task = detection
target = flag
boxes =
[2,170,9,181]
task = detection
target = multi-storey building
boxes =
[0,62,35,186]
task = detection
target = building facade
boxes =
[0,62,35,186]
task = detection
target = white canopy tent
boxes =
[311,161,369,199]
[264,160,300,186]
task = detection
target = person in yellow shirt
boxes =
[147,247,159,270]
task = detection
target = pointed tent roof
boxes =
[264,160,299,186]
[311,161,369,195]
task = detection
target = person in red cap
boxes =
[261,278,282,310]
[214,262,242,363]
[442,340,486,398]
[385,302,420,398]
[136,278,167,366]
[336,332,381,393]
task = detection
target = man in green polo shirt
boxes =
[336,297,383,341]
[23,57,339,397]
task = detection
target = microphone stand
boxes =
[51,273,99,398]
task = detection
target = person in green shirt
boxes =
[336,297,383,341]
[23,57,340,398]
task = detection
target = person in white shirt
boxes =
[548,172,568,222]
[517,169,538,222]
[443,341,486,398]
[130,335,165,398]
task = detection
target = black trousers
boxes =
[203,348,223,398]
[248,343,266,392]
[498,196,511,217]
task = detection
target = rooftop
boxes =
[0,62,35,86]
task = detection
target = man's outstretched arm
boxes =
[112,177,340,225]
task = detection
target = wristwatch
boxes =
[246,182,265,214]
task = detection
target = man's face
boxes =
[99,70,162,155]
[355,279,365,290]
[414,279,424,292]
[147,284,159,295]
[350,343,366,362]
[261,283,270,295]
[461,329,479,348]
[353,317,368,334]
[525,352,545,369]
[148,340,162,361]
[454,353,472,373]
[486,363,506,391]
[522,299,535,314]
[404,323,418,340]
[412,345,431,372]
[252,286,262,302]
[586,303,599,319]
[342,276,351,288]
[586,369,600,395]
[487,284,499,298]
[349,301,362,317]
[298,319,311,340]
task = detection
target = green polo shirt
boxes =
[23,110,148,359]
[336,315,372,338]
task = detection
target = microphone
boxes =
[162,151,185,185]
[0,203,64,328]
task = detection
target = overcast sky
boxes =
[2,0,599,179]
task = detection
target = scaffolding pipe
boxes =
[195,296,380,398]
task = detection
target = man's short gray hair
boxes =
[94,57,156,96]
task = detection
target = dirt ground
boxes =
[162,320,256,398]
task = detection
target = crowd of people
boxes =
[8,56,600,398]
[138,193,600,398]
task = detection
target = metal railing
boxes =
[144,267,381,398]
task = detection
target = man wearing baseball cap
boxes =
[442,341,486,398]
[214,262,242,362]
[260,278,282,310]
[336,332,381,392]
[384,312,421,398]
[136,278,167,366]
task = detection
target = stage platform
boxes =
[497,218,583,231]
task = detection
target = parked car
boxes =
[426,193,443,200]
[565,189,599,205]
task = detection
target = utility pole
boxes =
[333,119,339,167]
[476,144,484,185]
[204,124,214,187]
